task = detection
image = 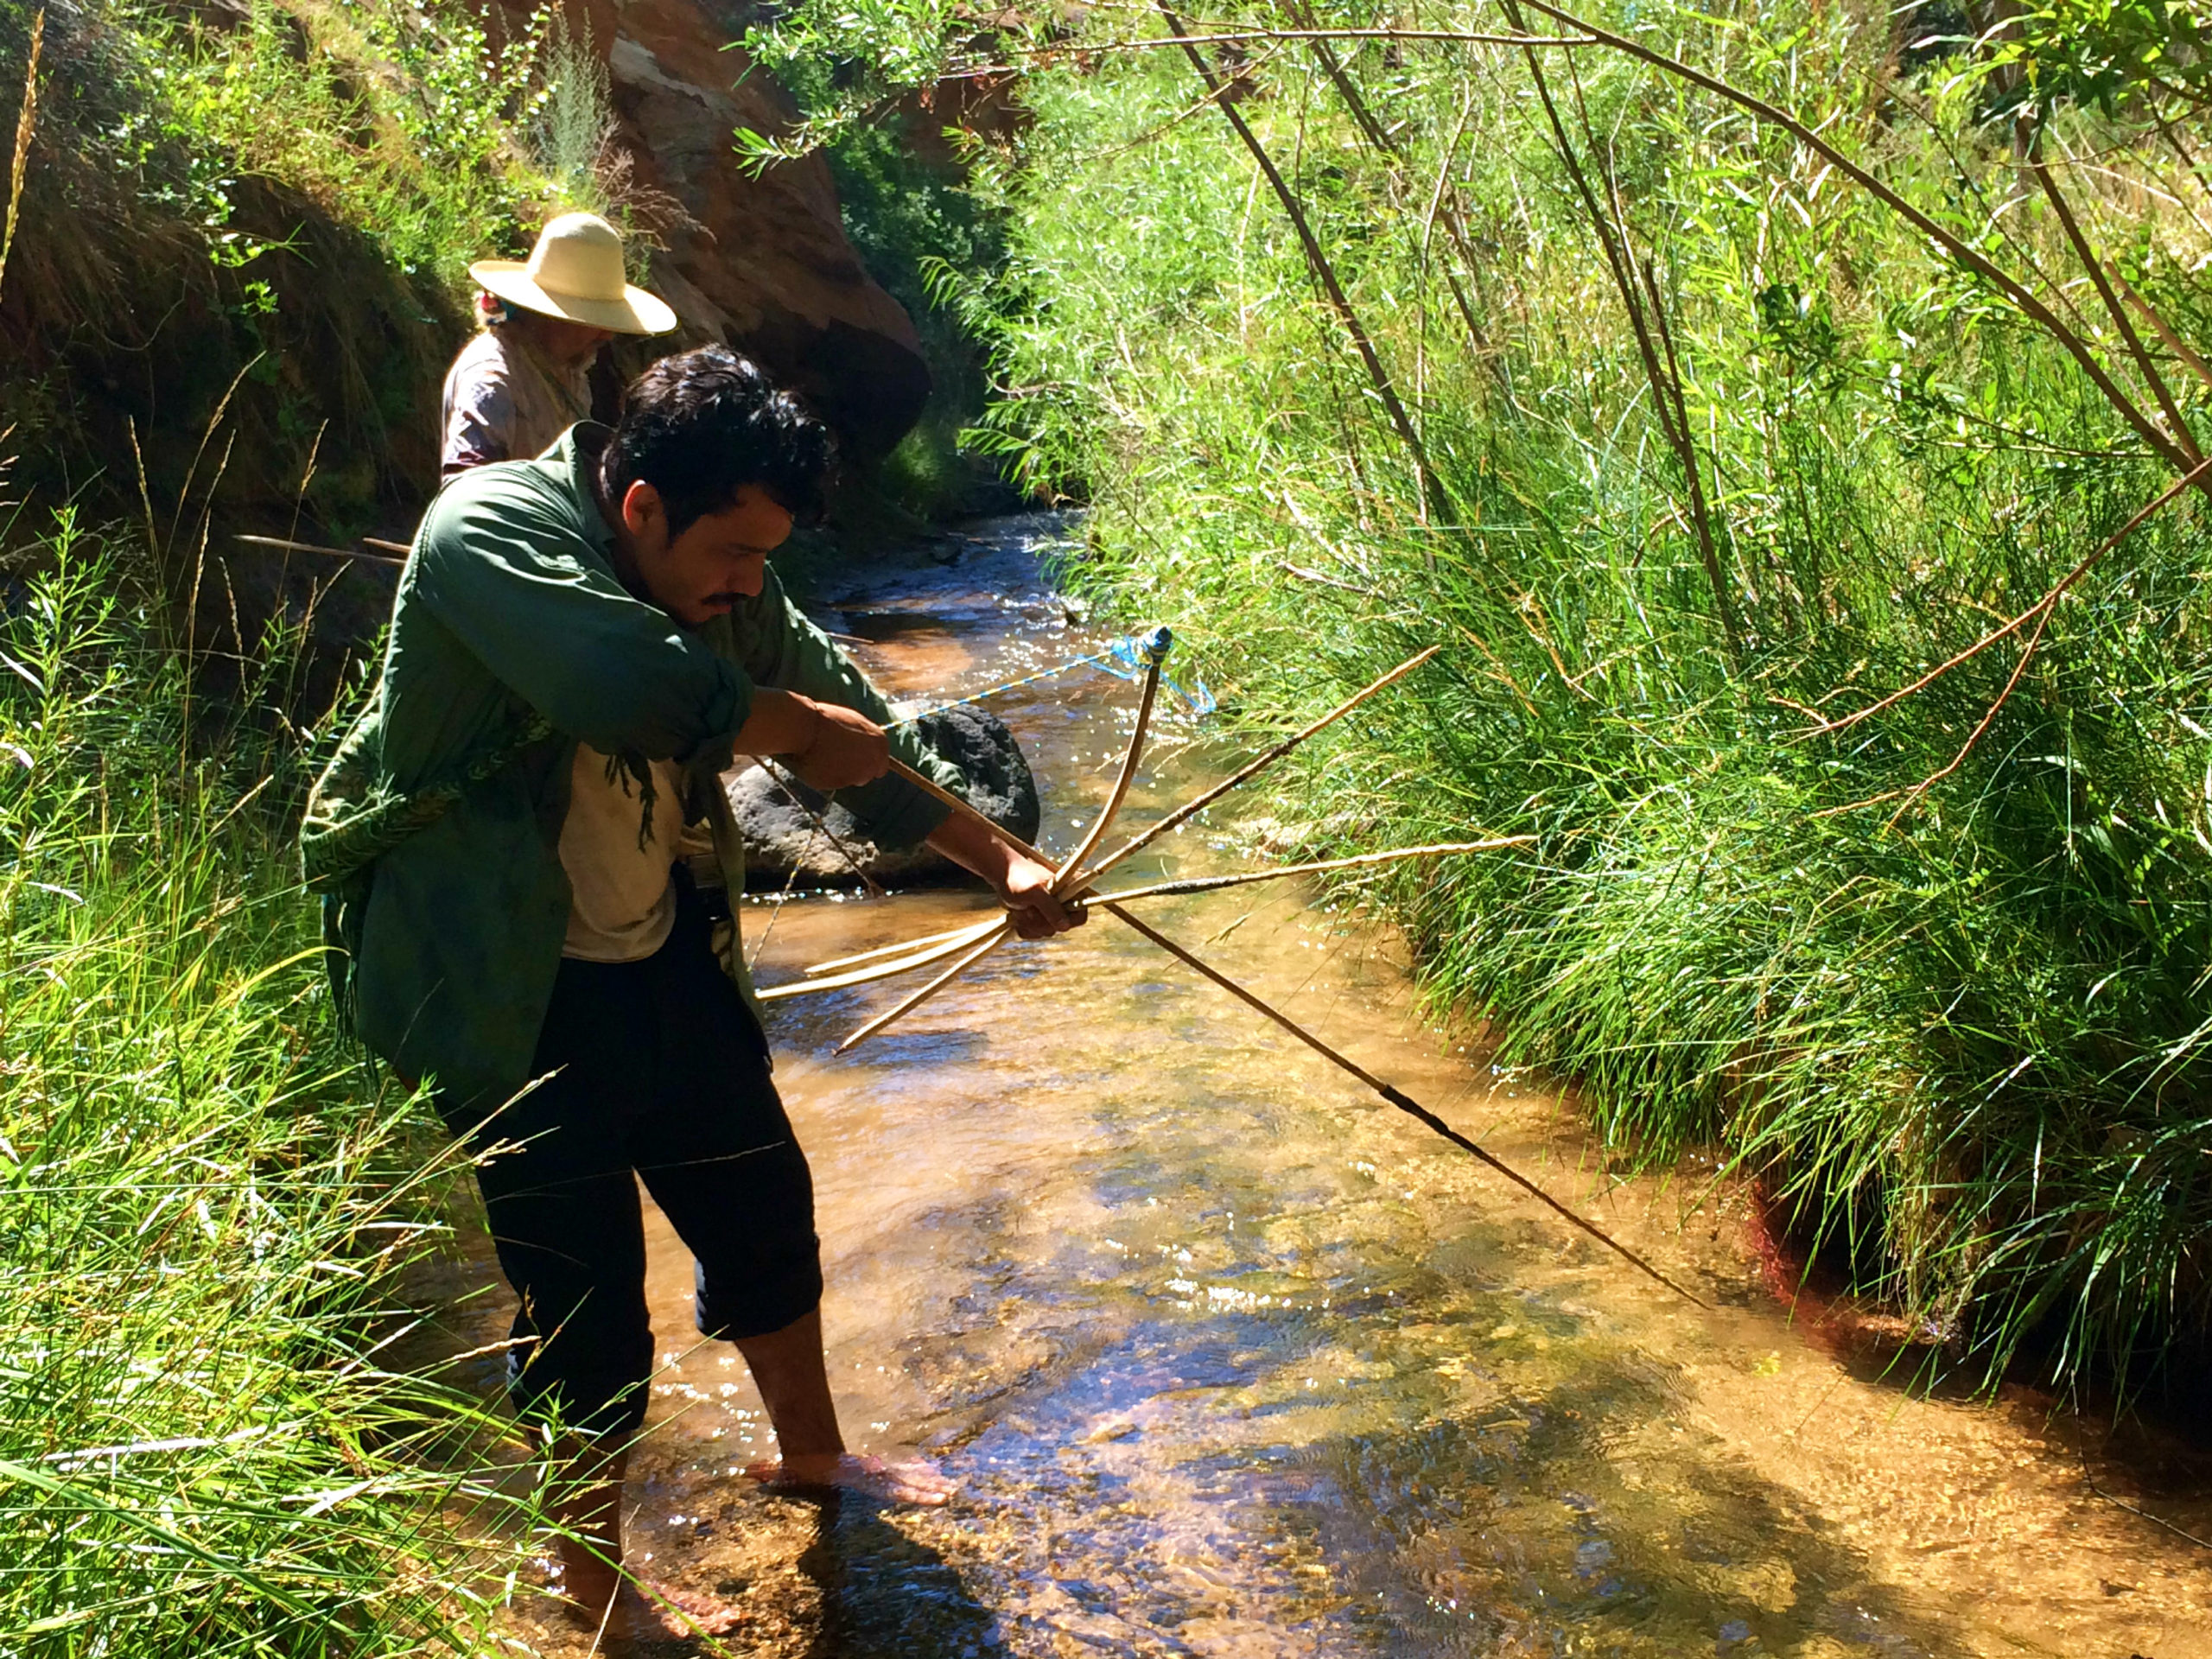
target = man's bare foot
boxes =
[743,1450,956,1505]
[554,1544,746,1640]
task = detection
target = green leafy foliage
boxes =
[1996,0,2211,115]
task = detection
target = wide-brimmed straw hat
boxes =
[469,213,677,336]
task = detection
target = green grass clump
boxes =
[755,0,2212,1389]
[0,518,536,1651]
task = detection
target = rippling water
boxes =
[435,516,2212,1657]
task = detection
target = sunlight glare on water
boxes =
[472,516,2212,1658]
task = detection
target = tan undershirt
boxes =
[558,744,686,962]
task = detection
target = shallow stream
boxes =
[442,517,2212,1658]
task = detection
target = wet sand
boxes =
[429,516,2212,1657]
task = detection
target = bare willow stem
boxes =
[1806,455,2212,738]
[1103,903,1708,1307]
[834,920,1014,1052]
[786,839,1529,989]
[838,635,1171,1046]
[1883,599,2056,826]
[1077,645,1440,887]
[1052,632,1168,891]
[1093,837,1532,903]
[1497,0,1740,658]
[2028,149,2200,462]
[2107,261,2212,391]
[1156,2,1450,521]
[803,919,988,976]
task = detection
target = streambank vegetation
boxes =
[0,0,631,531]
[0,3,617,1644]
[755,0,2212,1394]
[0,515,547,1649]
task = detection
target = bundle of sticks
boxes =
[766,632,1708,1308]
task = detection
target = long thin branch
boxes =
[1094,837,1533,903]
[1805,455,2212,738]
[1880,597,2056,826]
[886,756,1052,864]
[2028,146,2201,462]
[1497,0,1742,659]
[837,638,1173,1048]
[2106,261,2212,392]
[760,917,1003,1001]
[1105,902,1709,1306]
[1077,645,1441,885]
[832,921,1014,1052]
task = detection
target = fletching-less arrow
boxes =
[1103,901,1709,1308]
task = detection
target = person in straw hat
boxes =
[440,211,677,480]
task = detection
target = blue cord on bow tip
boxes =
[885,628,1216,728]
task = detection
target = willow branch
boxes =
[1497,0,1741,659]
[837,637,1172,1048]
[886,756,1052,864]
[1078,645,1440,886]
[1155,2,1451,522]
[1093,837,1533,903]
[760,917,1004,1001]
[2107,261,2212,392]
[2028,147,2200,462]
[833,921,1014,1052]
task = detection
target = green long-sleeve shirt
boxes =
[302,426,957,1112]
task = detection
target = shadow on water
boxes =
[775,1497,1012,1659]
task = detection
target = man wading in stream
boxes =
[302,346,1082,1638]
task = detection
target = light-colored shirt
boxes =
[559,745,686,961]
[439,327,591,480]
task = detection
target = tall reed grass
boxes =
[759,0,2212,1391]
[0,516,537,1651]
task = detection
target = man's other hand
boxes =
[789,701,891,791]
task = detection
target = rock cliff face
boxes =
[496,0,931,458]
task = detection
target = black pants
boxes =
[454,889,822,1440]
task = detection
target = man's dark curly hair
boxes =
[601,346,835,537]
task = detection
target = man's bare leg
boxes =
[736,1306,955,1504]
[550,1437,745,1637]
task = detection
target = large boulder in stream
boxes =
[728,704,1041,887]
[488,0,931,458]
